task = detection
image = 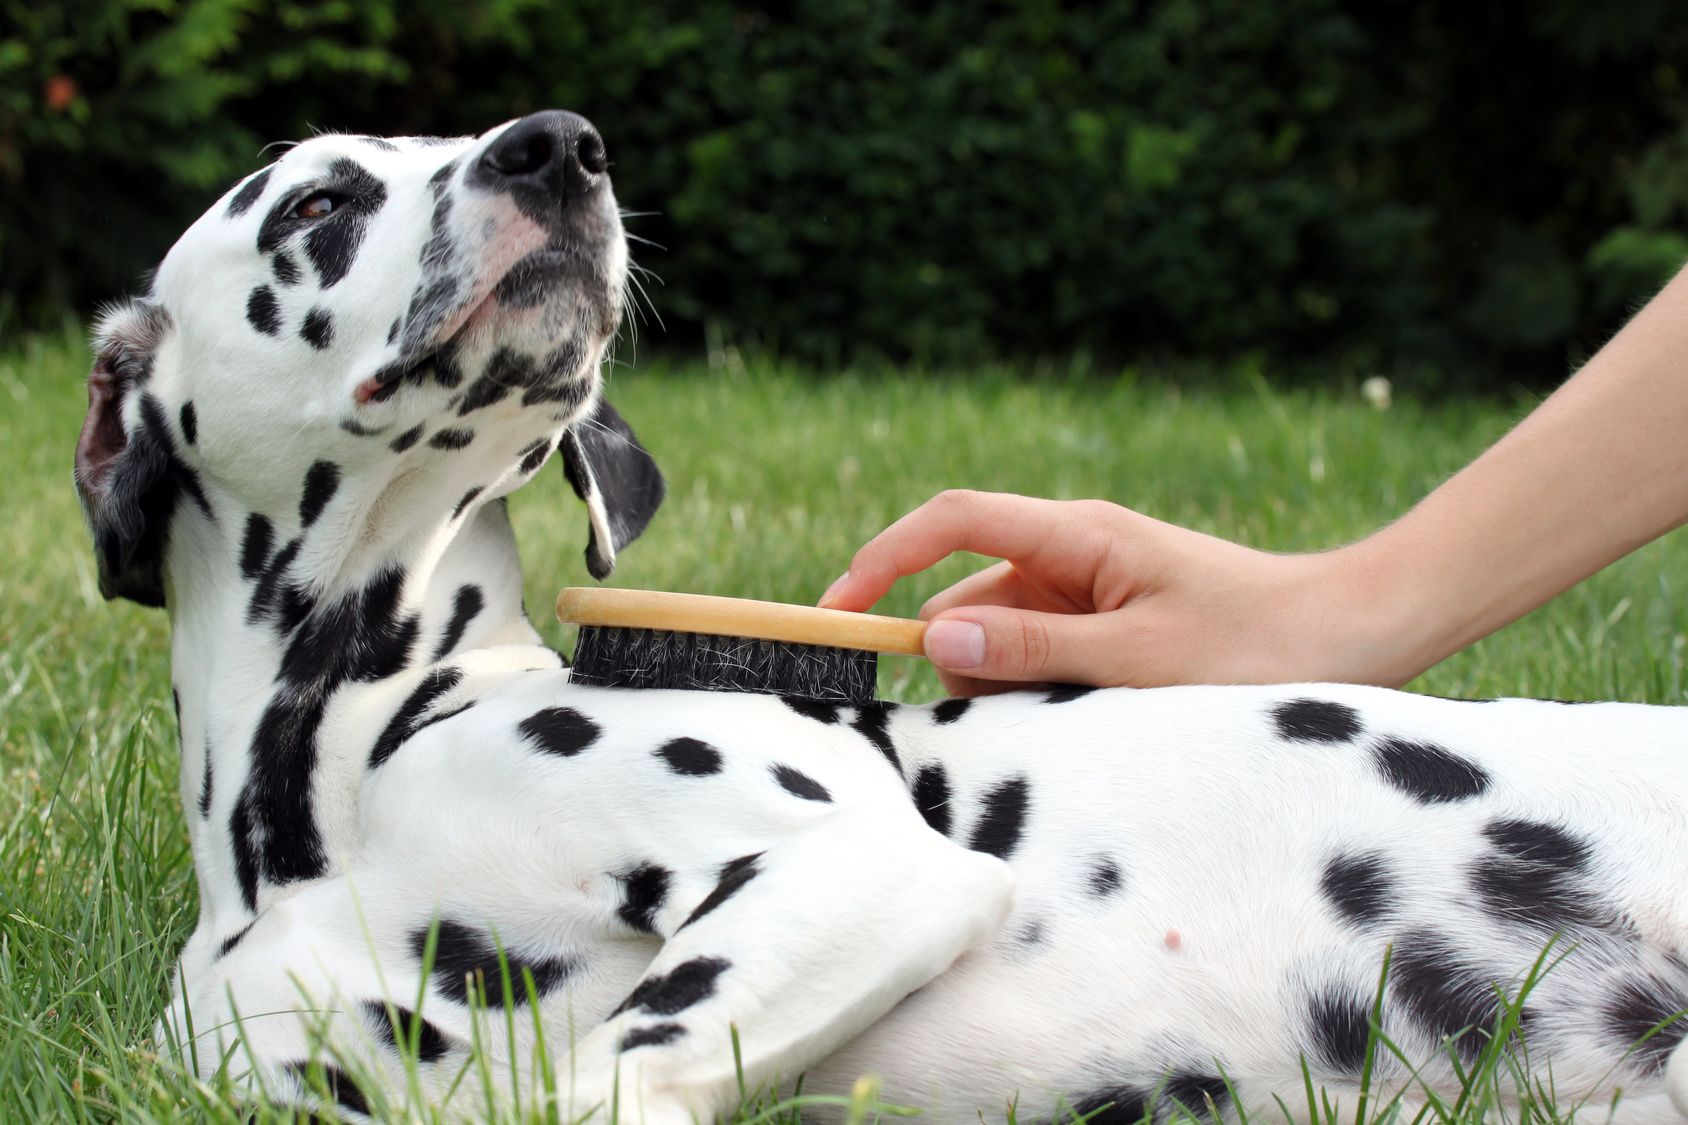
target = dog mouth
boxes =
[353,179,624,411]
[354,243,617,408]
[351,271,535,406]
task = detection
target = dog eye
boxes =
[294,193,342,220]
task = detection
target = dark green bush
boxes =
[3,1,1687,385]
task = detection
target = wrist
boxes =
[1320,529,1466,687]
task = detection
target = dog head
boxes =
[75,112,663,607]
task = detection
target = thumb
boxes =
[922,606,1110,686]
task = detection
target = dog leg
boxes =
[556,805,1014,1125]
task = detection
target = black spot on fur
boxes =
[285,1061,370,1117]
[658,737,723,776]
[298,460,340,527]
[1087,856,1123,898]
[452,487,483,519]
[911,764,953,836]
[179,401,197,445]
[772,763,832,802]
[390,424,424,453]
[428,427,475,450]
[1162,1071,1230,1117]
[1060,1075,1223,1123]
[411,919,577,1007]
[1390,931,1517,1062]
[1470,818,1603,933]
[363,1000,450,1062]
[300,307,334,350]
[1372,737,1491,803]
[680,854,762,930]
[369,668,464,768]
[621,1023,686,1051]
[199,737,213,818]
[1044,684,1096,704]
[613,956,731,1016]
[969,775,1030,859]
[1272,698,1362,743]
[432,584,483,661]
[1013,919,1048,948]
[517,437,552,475]
[225,167,271,217]
[235,519,270,575]
[523,345,593,407]
[302,158,387,287]
[932,698,971,724]
[272,250,300,286]
[456,349,539,416]
[387,316,401,344]
[433,350,464,389]
[782,696,841,724]
[457,373,513,414]
[517,707,600,757]
[361,135,400,151]
[1308,987,1373,1073]
[339,417,386,437]
[401,258,458,334]
[244,534,301,625]
[232,567,418,905]
[143,395,211,521]
[230,798,259,912]
[241,513,273,577]
[400,274,460,355]
[1321,852,1394,926]
[246,285,280,335]
[852,700,901,773]
[618,863,672,933]
[215,921,255,959]
[1603,972,1688,1070]
[1061,1086,1150,1125]
[719,852,761,881]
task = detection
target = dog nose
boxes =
[479,110,607,200]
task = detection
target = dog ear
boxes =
[558,397,666,580]
[74,304,178,607]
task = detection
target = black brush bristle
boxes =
[570,625,878,704]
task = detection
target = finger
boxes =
[820,491,1083,611]
[918,561,1025,620]
[922,604,1128,686]
[935,668,1031,698]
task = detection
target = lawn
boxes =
[4,328,1687,1122]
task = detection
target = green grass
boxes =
[5,328,1688,1121]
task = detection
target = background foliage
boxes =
[4,0,1688,384]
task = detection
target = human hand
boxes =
[820,490,1403,696]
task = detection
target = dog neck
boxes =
[165,470,545,932]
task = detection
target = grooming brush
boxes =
[556,588,927,704]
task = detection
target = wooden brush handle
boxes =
[556,587,928,656]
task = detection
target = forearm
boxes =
[1351,264,1688,682]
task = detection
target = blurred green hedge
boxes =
[4,1,1688,384]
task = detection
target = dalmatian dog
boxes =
[75,110,1688,1124]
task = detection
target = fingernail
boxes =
[925,619,986,670]
[819,571,851,607]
